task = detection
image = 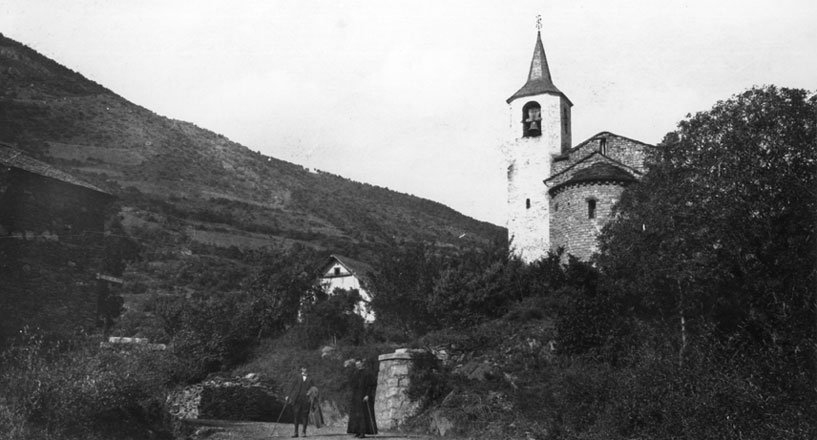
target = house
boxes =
[503,29,652,262]
[0,144,119,342]
[316,254,376,323]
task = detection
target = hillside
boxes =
[0,33,504,285]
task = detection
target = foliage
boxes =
[370,241,569,338]
[406,351,453,409]
[294,288,367,349]
[598,86,816,356]
[582,86,817,438]
[0,329,173,440]
[369,242,447,340]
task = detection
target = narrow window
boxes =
[599,137,608,155]
[587,199,597,219]
[334,267,341,276]
[526,198,531,209]
[554,202,559,212]
[522,102,542,137]
[563,107,570,134]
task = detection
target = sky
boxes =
[1,0,815,225]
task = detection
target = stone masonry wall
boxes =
[552,133,649,179]
[374,349,420,431]
[550,182,626,260]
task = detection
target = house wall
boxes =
[319,262,374,323]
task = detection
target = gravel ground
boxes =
[186,420,435,440]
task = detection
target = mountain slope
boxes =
[0,33,504,262]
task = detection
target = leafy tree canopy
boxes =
[597,85,816,365]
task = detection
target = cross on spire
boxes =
[536,14,542,31]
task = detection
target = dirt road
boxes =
[187,420,434,440]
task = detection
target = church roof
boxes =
[506,31,571,105]
[548,162,638,195]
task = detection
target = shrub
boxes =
[0,329,174,439]
[406,351,452,409]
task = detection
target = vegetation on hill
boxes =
[0,33,504,334]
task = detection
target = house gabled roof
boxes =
[507,31,572,105]
[0,144,112,196]
[318,254,375,282]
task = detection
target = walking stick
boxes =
[270,400,288,437]
[365,397,376,435]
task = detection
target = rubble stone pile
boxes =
[167,373,284,421]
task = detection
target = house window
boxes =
[522,102,542,137]
[600,137,608,155]
[554,202,559,212]
[526,198,531,209]
[334,267,341,276]
[587,199,597,219]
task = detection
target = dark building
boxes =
[0,144,120,343]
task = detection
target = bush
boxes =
[0,329,174,440]
[293,289,367,349]
[406,351,452,409]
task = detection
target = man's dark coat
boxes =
[287,373,316,434]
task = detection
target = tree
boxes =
[297,288,366,348]
[369,242,444,340]
[594,86,816,436]
[599,86,816,356]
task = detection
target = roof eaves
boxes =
[545,151,643,185]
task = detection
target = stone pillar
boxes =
[374,348,420,431]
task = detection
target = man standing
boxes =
[286,366,316,437]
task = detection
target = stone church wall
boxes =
[606,135,649,174]
[550,182,625,260]
[552,133,649,178]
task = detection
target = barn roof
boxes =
[0,144,112,196]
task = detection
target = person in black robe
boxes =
[346,359,378,438]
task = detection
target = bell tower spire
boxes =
[503,16,573,263]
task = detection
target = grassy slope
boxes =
[0,34,505,335]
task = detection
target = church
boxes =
[504,29,652,263]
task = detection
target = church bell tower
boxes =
[504,22,572,263]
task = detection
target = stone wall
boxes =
[550,182,626,260]
[552,132,649,178]
[167,374,283,421]
[374,349,420,431]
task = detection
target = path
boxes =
[186,420,435,440]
